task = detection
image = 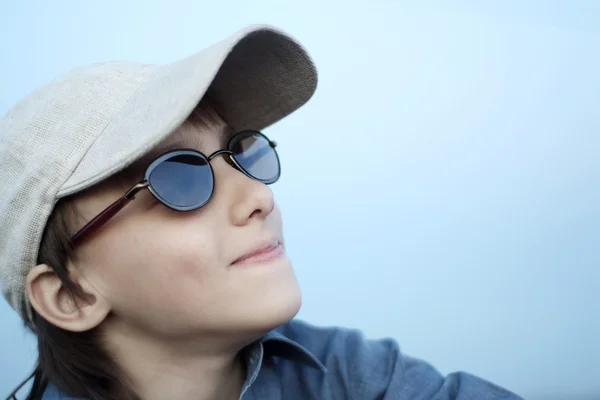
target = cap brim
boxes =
[58,24,317,197]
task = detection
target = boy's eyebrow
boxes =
[145,125,236,160]
[152,137,205,156]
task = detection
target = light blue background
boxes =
[1,1,599,399]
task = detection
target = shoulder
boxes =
[275,319,523,400]
[276,319,398,379]
[275,319,404,398]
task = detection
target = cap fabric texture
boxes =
[0,24,317,324]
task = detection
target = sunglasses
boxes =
[71,130,280,245]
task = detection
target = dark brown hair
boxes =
[25,197,139,400]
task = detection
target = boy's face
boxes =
[59,117,302,341]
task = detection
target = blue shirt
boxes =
[42,319,522,399]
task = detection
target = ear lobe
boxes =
[27,264,111,332]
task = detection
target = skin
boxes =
[26,110,302,400]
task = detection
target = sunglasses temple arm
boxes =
[70,181,150,245]
[70,196,132,245]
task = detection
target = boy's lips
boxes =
[232,240,283,266]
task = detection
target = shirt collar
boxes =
[260,329,327,373]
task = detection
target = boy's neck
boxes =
[102,321,255,400]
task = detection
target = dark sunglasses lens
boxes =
[230,132,280,183]
[149,153,213,209]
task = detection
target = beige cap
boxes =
[0,24,317,324]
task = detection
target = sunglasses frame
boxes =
[70,130,279,245]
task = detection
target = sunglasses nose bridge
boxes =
[207,149,233,161]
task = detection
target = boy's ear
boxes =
[26,264,111,332]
